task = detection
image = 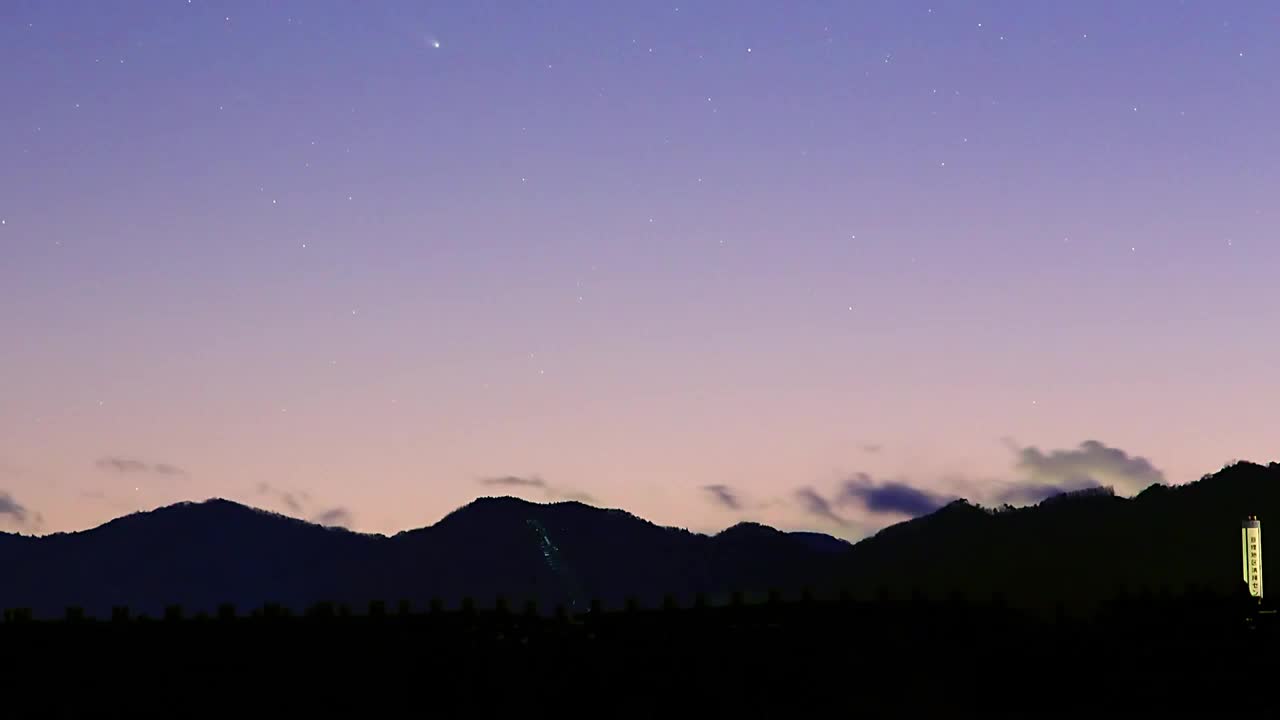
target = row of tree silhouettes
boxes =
[1,580,1263,625]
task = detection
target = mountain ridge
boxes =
[0,460,1276,617]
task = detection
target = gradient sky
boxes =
[3,1,1277,539]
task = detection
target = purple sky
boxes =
[2,1,1277,539]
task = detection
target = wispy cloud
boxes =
[476,474,594,504]
[256,482,304,513]
[794,487,848,526]
[96,457,187,477]
[1010,439,1164,498]
[0,491,39,530]
[254,484,350,527]
[555,489,596,503]
[479,475,547,489]
[312,507,354,528]
[701,484,743,511]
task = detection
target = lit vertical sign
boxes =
[1242,517,1263,599]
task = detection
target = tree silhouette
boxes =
[6,608,32,623]
[307,602,335,619]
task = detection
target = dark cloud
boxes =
[794,487,847,526]
[1013,440,1164,496]
[312,507,354,528]
[838,473,950,517]
[96,457,186,477]
[702,484,743,511]
[479,475,547,489]
[0,491,33,528]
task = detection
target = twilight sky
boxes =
[2,1,1277,539]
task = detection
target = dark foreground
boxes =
[2,591,1275,717]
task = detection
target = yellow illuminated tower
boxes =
[1242,517,1263,599]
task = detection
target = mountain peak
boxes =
[718,521,784,539]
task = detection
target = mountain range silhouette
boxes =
[1,460,1276,618]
